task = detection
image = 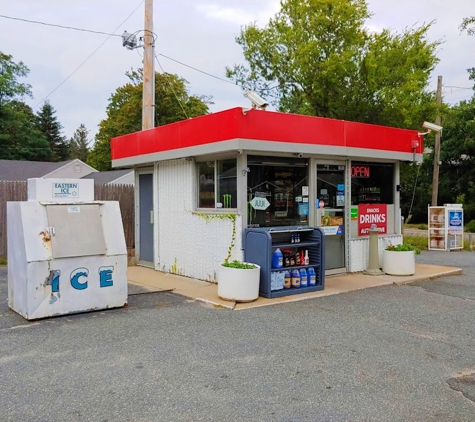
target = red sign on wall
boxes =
[358,204,387,236]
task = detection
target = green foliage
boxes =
[417,224,428,230]
[386,242,421,254]
[36,101,69,162]
[69,124,90,162]
[226,0,439,129]
[0,100,51,160]
[460,16,475,36]
[0,256,7,265]
[88,69,211,171]
[0,52,31,105]
[465,220,475,233]
[403,236,427,252]
[221,260,257,269]
[0,52,51,161]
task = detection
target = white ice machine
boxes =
[7,178,128,320]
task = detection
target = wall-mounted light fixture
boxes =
[242,167,250,176]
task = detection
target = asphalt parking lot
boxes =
[1,250,475,422]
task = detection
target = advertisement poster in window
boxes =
[358,204,387,235]
[448,210,463,234]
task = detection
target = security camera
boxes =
[422,121,443,132]
[237,149,243,155]
[245,91,268,110]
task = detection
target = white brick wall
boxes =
[157,159,243,281]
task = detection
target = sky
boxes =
[0,0,474,144]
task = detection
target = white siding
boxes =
[348,235,402,272]
[46,160,96,179]
[157,159,243,282]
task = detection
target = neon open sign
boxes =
[351,166,370,178]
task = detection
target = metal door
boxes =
[138,173,154,265]
[315,163,347,273]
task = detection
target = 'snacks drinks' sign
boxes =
[358,204,387,235]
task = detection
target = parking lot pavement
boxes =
[2,251,475,422]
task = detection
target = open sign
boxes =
[351,166,370,178]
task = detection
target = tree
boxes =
[69,124,90,161]
[226,0,439,129]
[36,101,69,162]
[0,101,51,161]
[0,52,51,161]
[0,52,31,105]
[460,16,475,36]
[88,70,211,171]
[437,99,475,222]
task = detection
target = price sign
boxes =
[250,197,270,211]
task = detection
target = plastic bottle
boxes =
[291,269,300,288]
[299,268,308,288]
[284,270,291,289]
[304,250,309,265]
[272,248,283,269]
[308,267,316,286]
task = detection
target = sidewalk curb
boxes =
[391,268,463,286]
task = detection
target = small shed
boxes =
[111,107,422,279]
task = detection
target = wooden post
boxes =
[431,75,443,206]
[142,0,155,130]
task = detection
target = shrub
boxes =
[221,260,257,269]
[465,220,475,233]
[386,243,421,255]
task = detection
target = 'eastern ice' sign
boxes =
[358,204,387,236]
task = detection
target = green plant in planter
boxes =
[385,243,421,255]
[221,260,256,269]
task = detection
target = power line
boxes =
[2,11,241,94]
[32,1,144,108]
[155,55,189,120]
[443,85,472,90]
[158,53,237,86]
[0,14,121,37]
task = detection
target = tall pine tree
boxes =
[69,123,90,162]
[36,101,69,162]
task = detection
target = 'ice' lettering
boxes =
[99,266,114,288]
[70,268,89,290]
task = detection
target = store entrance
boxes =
[315,163,346,273]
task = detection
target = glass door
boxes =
[315,163,346,272]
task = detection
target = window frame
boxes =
[196,158,238,211]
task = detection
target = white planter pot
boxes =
[218,263,260,302]
[382,250,415,276]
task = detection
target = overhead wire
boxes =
[155,54,189,120]
[32,1,144,109]
[0,14,121,37]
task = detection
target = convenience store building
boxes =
[111,107,422,279]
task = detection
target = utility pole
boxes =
[142,0,155,130]
[431,75,443,206]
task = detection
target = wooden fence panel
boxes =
[0,181,134,258]
[0,181,27,258]
[94,184,135,250]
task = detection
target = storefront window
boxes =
[198,159,237,209]
[350,163,394,205]
[247,156,309,227]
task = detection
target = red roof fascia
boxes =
[111,107,421,160]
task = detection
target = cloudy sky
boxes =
[1,0,474,143]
